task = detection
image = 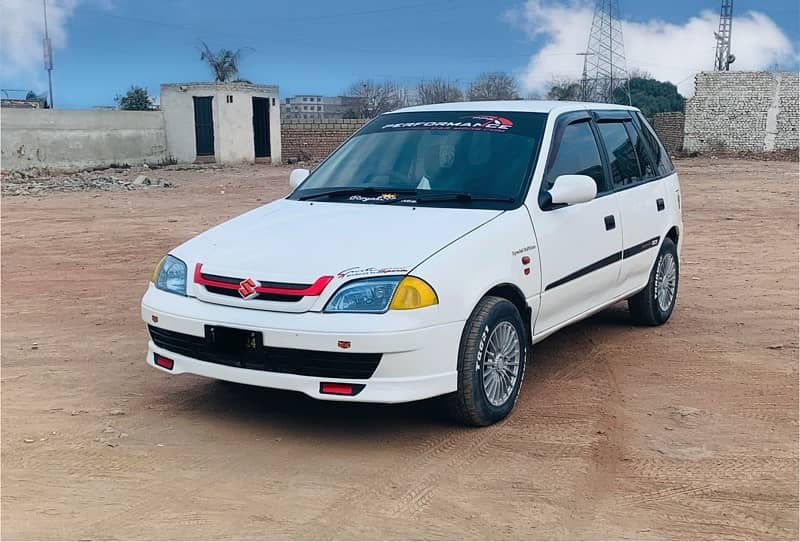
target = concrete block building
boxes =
[161,82,281,164]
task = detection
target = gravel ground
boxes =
[1,158,797,540]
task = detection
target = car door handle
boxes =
[656,198,665,211]
[604,215,616,231]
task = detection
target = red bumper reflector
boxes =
[154,354,174,370]
[320,382,366,396]
[320,383,353,395]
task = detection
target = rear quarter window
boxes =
[632,112,675,176]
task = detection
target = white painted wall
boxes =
[1,109,167,171]
[161,82,281,165]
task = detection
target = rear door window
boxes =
[596,121,641,188]
[624,122,658,180]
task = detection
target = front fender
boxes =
[410,207,541,325]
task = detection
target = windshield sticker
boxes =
[381,115,513,132]
[337,266,409,279]
[349,193,398,202]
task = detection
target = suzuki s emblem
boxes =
[238,277,259,299]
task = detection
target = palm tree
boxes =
[199,42,248,82]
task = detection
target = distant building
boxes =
[161,81,281,164]
[1,97,47,109]
[281,95,363,119]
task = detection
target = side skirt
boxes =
[531,284,646,345]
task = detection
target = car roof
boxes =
[391,100,639,115]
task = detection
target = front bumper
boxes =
[141,285,462,403]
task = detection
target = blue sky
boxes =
[1,0,798,108]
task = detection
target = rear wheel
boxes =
[447,296,527,426]
[628,237,679,326]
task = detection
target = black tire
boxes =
[628,237,679,326]
[446,296,527,426]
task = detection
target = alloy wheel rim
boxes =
[482,322,521,407]
[654,252,677,312]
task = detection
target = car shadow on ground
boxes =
[158,302,638,434]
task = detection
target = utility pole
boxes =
[43,0,54,108]
[576,52,593,101]
[714,0,735,71]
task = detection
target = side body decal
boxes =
[545,236,661,291]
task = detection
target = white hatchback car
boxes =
[143,101,682,426]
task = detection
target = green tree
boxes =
[116,86,154,110]
[545,77,582,101]
[614,77,684,118]
[199,42,249,82]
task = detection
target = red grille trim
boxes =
[194,264,333,297]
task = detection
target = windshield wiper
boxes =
[298,187,419,201]
[413,192,515,204]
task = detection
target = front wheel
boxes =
[628,237,679,326]
[446,296,527,426]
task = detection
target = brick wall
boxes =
[684,71,799,152]
[281,118,369,162]
[651,112,685,152]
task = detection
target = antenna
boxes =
[581,0,631,104]
[714,0,735,71]
[43,0,54,107]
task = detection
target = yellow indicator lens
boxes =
[389,276,438,310]
[151,256,166,283]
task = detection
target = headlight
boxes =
[324,276,438,313]
[324,277,400,313]
[152,255,187,296]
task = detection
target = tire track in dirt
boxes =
[387,419,507,519]
[380,327,612,523]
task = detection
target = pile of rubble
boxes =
[1,170,174,197]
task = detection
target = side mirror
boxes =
[289,168,309,189]
[548,174,597,206]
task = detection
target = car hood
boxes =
[173,198,502,284]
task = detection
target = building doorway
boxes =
[252,97,271,159]
[193,96,215,158]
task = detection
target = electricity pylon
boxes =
[580,0,631,104]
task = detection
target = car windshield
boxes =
[289,111,547,209]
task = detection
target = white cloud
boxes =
[0,0,110,89]
[508,0,797,96]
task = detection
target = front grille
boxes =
[148,325,382,379]
[199,272,307,303]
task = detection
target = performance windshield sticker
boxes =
[381,115,514,132]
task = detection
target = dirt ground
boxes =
[2,158,798,540]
